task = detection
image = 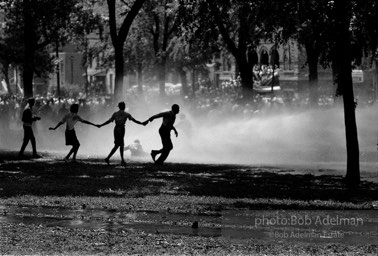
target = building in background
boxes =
[207,38,376,103]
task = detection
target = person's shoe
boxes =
[150,151,157,162]
[32,154,42,159]
[121,161,126,166]
[104,158,110,165]
[63,157,69,163]
[18,153,25,159]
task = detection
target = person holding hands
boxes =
[97,101,145,166]
[49,103,97,162]
[144,104,180,165]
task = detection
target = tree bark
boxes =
[114,44,125,100]
[137,62,143,94]
[305,41,320,106]
[22,0,35,98]
[158,60,166,97]
[237,57,254,99]
[178,67,188,96]
[333,0,360,188]
[207,1,253,99]
[107,0,146,101]
[1,63,11,94]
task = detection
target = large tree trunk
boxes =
[22,0,35,98]
[178,67,189,96]
[236,54,254,100]
[305,42,320,106]
[207,1,253,100]
[191,68,196,96]
[22,34,36,98]
[114,45,124,101]
[107,0,146,101]
[55,41,61,97]
[238,64,254,99]
[158,59,166,97]
[2,63,11,94]
[136,62,143,94]
[333,0,360,188]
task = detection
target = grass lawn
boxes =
[0,150,377,255]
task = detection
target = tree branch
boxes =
[118,0,147,46]
[107,0,119,47]
[206,1,238,56]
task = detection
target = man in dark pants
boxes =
[145,104,180,165]
[19,98,41,158]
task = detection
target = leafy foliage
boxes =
[0,0,87,96]
[352,0,378,64]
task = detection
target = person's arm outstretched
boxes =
[80,119,98,127]
[97,114,114,128]
[49,122,63,130]
[130,116,146,126]
[144,112,163,124]
[97,119,112,128]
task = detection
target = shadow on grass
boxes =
[0,151,377,203]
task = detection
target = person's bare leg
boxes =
[151,149,163,162]
[105,145,118,164]
[64,147,75,161]
[155,149,170,165]
[119,146,126,165]
[72,144,80,161]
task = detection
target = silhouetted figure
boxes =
[97,101,145,166]
[19,98,41,158]
[49,103,97,162]
[124,139,148,158]
[145,104,179,165]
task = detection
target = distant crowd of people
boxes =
[253,64,280,87]
[0,81,340,138]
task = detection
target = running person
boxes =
[145,104,179,165]
[49,103,97,162]
[97,101,145,165]
[19,98,41,158]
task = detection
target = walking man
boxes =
[97,101,145,165]
[19,98,41,158]
[49,103,97,162]
[145,104,180,165]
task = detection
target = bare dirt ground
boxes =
[0,150,377,255]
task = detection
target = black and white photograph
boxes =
[0,0,377,255]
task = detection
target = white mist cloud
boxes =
[1,99,376,173]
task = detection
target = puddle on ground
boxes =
[0,170,23,174]
[0,205,377,244]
